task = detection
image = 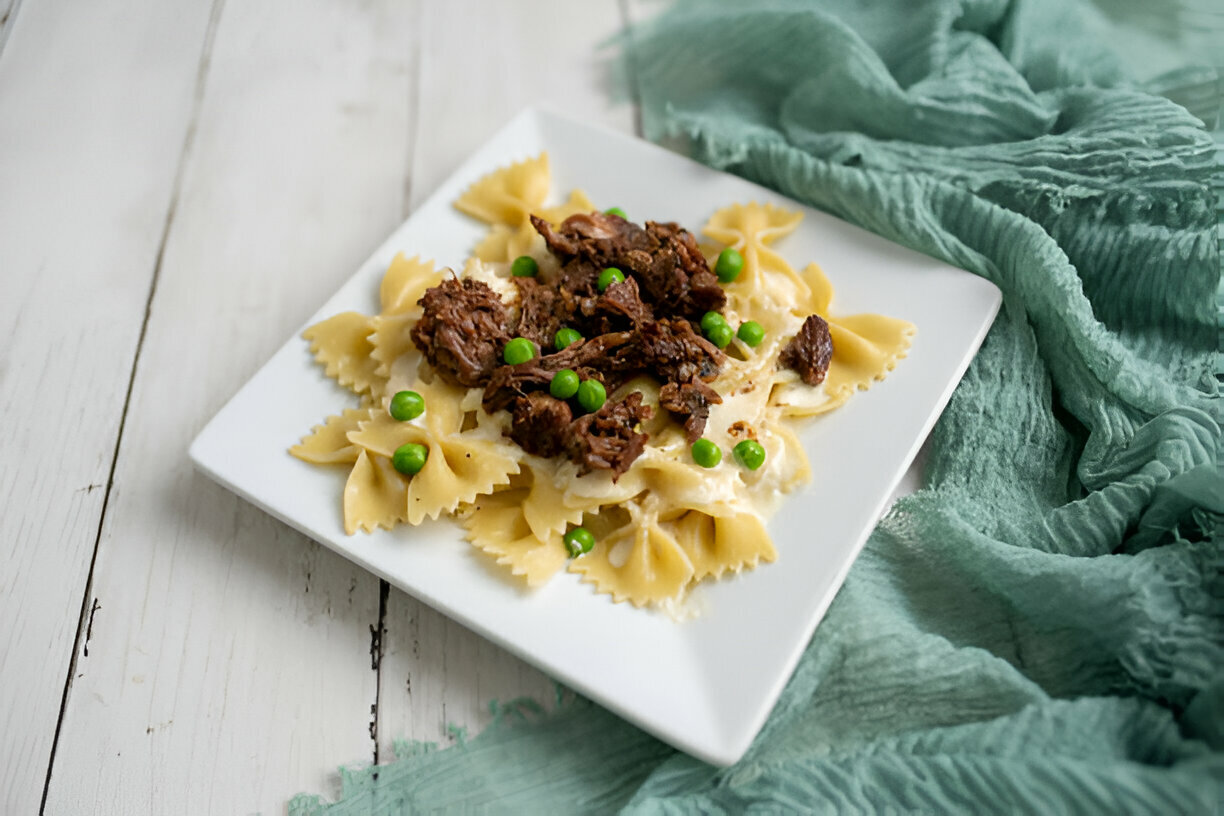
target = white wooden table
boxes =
[0,2,642,812]
[3,3,927,812]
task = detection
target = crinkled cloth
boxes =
[294,0,1223,812]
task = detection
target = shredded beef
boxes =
[659,379,723,443]
[640,221,726,319]
[503,376,654,477]
[578,276,653,334]
[531,212,726,321]
[780,314,834,386]
[532,212,656,267]
[514,277,575,346]
[411,277,511,387]
[638,319,723,383]
[412,212,803,479]
[556,258,603,298]
[508,392,573,458]
[564,392,654,480]
[481,332,635,414]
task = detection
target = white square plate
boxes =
[190,108,1000,766]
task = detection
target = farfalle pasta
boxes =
[291,154,915,609]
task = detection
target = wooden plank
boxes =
[0,1,218,812]
[41,1,419,812]
[375,0,636,759]
[0,0,21,56]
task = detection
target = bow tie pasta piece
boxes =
[473,224,538,265]
[517,469,587,541]
[379,254,443,317]
[569,501,696,607]
[290,406,379,465]
[368,313,419,382]
[303,311,383,398]
[344,450,411,534]
[823,316,916,401]
[703,202,811,309]
[455,153,550,228]
[462,482,568,587]
[766,418,813,494]
[769,261,915,416]
[472,188,596,263]
[347,379,522,526]
[799,261,834,316]
[671,508,776,583]
[369,255,444,378]
[455,152,595,264]
[536,188,595,225]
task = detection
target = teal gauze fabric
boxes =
[293,1,1223,812]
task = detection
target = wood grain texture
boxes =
[41,1,419,812]
[374,0,636,760]
[0,1,217,812]
[0,0,21,57]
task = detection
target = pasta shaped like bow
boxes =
[463,477,569,587]
[346,378,521,526]
[290,406,378,465]
[569,501,695,607]
[703,202,810,309]
[671,508,776,582]
[770,262,914,416]
[303,311,383,397]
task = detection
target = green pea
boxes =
[700,311,727,335]
[511,255,538,277]
[604,207,627,219]
[706,322,734,349]
[554,327,583,350]
[733,439,766,471]
[503,337,536,365]
[597,267,626,292]
[737,320,765,347]
[715,247,745,283]
[550,369,580,399]
[392,442,428,476]
[577,379,606,413]
[563,526,596,557]
[690,438,722,468]
[388,390,425,421]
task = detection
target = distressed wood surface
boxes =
[40,1,416,813]
[0,1,218,812]
[0,0,21,54]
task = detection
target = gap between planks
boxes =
[368,0,425,765]
[37,0,229,810]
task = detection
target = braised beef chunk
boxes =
[640,221,726,319]
[659,379,722,443]
[557,258,603,298]
[508,392,573,458]
[578,276,653,334]
[530,213,726,321]
[780,314,834,386]
[514,277,575,346]
[564,392,654,479]
[532,212,655,267]
[412,277,512,387]
[482,331,636,413]
[638,319,723,384]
